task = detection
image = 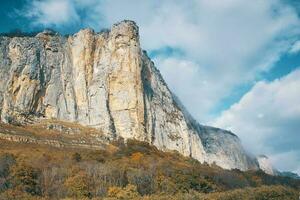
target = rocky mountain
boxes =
[257,155,275,175]
[0,20,260,171]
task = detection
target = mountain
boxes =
[257,155,276,175]
[0,20,260,171]
[278,171,300,179]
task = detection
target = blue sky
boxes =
[1,0,300,174]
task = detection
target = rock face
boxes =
[257,155,275,175]
[0,20,259,171]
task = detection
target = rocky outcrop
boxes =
[0,120,109,150]
[0,20,259,171]
[0,132,104,149]
[257,155,275,175]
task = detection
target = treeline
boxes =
[0,139,299,199]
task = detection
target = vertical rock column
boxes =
[107,21,146,140]
[70,29,95,125]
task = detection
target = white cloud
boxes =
[213,69,300,173]
[270,151,300,175]
[153,57,216,121]
[289,40,300,54]
[24,0,80,27]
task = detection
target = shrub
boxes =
[64,170,90,198]
[84,150,108,163]
[71,152,82,162]
[9,163,41,195]
[0,153,16,191]
[0,189,40,200]
[127,168,155,195]
[107,184,139,199]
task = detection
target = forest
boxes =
[0,139,299,200]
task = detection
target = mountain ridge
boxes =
[0,20,262,172]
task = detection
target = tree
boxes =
[0,153,16,191]
[64,170,90,198]
[10,163,41,195]
[40,166,67,198]
[127,168,155,195]
[0,154,16,172]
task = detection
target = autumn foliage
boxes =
[0,139,299,199]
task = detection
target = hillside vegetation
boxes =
[0,137,299,200]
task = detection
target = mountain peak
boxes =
[113,20,138,28]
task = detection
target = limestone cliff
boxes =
[0,20,259,171]
[257,155,275,175]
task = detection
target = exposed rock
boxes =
[0,132,105,150]
[0,121,108,150]
[257,155,275,175]
[0,20,259,171]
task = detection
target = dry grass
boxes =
[0,120,111,150]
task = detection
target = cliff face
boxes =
[0,21,258,171]
[257,155,275,175]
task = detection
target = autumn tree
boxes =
[9,163,41,195]
[107,184,139,199]
[64,170,91,198]
[0,153,16,191]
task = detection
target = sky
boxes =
[0,0,299,174]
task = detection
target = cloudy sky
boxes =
[1,0,299,174]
